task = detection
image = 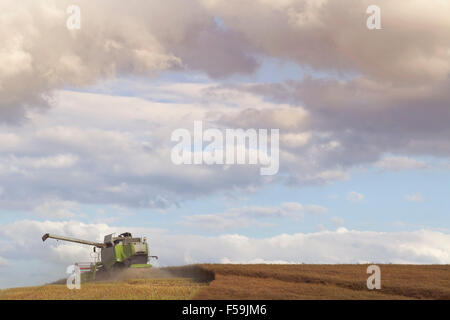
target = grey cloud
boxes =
[206,0,450,84]
[5,0,450,123]
[0,89,272,210]
[214,74,450,184]
[0,0,261,122]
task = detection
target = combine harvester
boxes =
[42,232,158,282]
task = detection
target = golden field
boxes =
[0,278,206,300]
[0,264,449,300]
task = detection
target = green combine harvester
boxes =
[42,232,158,281]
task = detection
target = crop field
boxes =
[196,264,450,300]
[0,264,449,300]
[0,278,206,300]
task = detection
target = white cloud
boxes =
[305,204,328,215]
[404,193,424,203]
[0,133,21,151]
[281,202,303,213]
[332,216,344,226]
[182,214,254,231]
[33,199,79,219]
[182,202,326,231]
[281,132,311,148]
[375,157,428,172]
[348,191,364,202]
[313,169,349,184]
[9,154,79,170]
[220,257,297,264]
[0,256,10,268]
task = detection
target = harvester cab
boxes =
[42,232,157,272]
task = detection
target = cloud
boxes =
[4,0,450,123]
[0,256,10,268]
[0,0,180,121]
[6,154,78,170]
[0,77,445,211]
[1,1,447,202]
[331,217,344,226]
[220,257,297,264]
[348,191,364,202]
[182,202,318,231]
[0,0,263,122]
[404,193,424,203]
[304,204,328,215]
[376,157,428,172]
[227,68,450,178]
[204,0,450,84]
[182,214,254,231]
[33,199,80,219]
[0,85,359,209]
[281,132,312,148]
[0,88,261,209]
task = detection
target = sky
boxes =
[0,0,449,288]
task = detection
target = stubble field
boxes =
[0,264,449,300]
